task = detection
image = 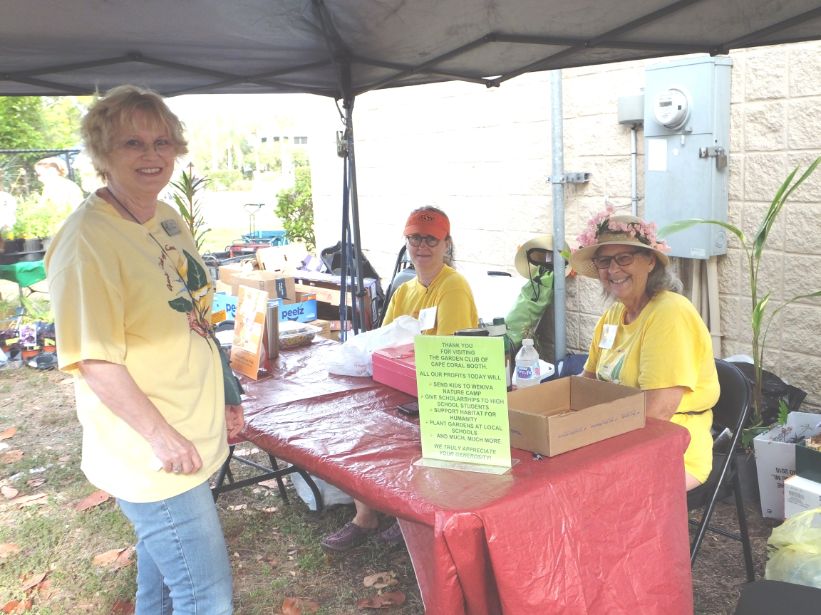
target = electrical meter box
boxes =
[644,56,732,259]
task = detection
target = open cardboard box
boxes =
[507,376,645,456]
[753,411,821,520]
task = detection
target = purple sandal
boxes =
[320,522,376,553]
[377,521,404,545]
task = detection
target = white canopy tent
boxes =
[4,0,821,332]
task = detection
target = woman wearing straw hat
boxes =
[569,205,719,490]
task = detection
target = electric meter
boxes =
[653,87,690,129]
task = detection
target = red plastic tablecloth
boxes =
[242,339,694,615]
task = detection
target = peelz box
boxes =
[212,293,317,323]
[507,376,645,456]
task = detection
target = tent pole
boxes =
[550,70,567,363]
[343,95,368,333]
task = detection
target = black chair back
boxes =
[688,359,755,582]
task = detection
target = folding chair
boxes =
[211,439,325,513]
[376,244,415,327]
[688,358,755,581]
[733,580,821,614]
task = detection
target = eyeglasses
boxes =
[591,250,641,270]
[406,234,440,248]
[118,138,175,155]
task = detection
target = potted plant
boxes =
[170,164,211,253]
[662,157,821,433]
[663,158,821,509]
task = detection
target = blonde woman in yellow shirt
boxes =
[46,85,241,614]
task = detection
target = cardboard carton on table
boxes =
[507,377,645,457]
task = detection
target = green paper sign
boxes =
[414,336,511,472]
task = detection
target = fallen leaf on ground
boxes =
[58,455,71,462]
[363,571,398,589]
[1,450,23,464]
[25,478,45,488]
[356,591,406,609]
[110,599,135,614]
[0,543,20,558]
[0,427,16,441]
[1,485,19,499]
[20,571,47,592]
[281,597,320,614]
[1,598,32,613]
[74,490,110,511]
[258,479,282,489]
[13,494,46,507]
[92,547,134,569]
[32,577,53,600]
[227,504,247,511]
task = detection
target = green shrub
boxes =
[275,166,315,251]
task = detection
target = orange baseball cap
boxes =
[403,209,450,240]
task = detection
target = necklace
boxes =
[105,187,150,224]
[104,186,215,341]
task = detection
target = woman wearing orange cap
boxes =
[321,206,478,553]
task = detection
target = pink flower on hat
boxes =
[575,203,670,253]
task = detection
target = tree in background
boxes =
[0,96,88,194]
[275,164,315,251]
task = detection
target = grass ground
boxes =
[0,365,424,614]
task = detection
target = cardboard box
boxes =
[236,271,296,302]
[784,474,821,518]
[307,319,331,339]
[279,299,318,323]
[506,377,645,457]
[218,262,256,291]
[796,441,821,483]
[255,242,308,274]
[328,319,353,342]
[372,344,417,397]
[212,293,238,320]
[753,412,821,520]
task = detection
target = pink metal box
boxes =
[372,343,417,397]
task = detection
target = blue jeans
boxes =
[118,481,233,615]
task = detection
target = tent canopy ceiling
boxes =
[3,0,821,98]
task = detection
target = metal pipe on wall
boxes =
[550,69,567,364]
[630,124,639,215]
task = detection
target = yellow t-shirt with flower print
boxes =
[45,194,227,503]
[584,290,719,483]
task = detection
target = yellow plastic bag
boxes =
[766,507,821,589]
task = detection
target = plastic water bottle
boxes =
[515,338,541,388]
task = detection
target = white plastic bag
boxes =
[290,473,354,511]
[766,507,821,589]
[326,315,422,377]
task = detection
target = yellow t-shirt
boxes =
[383,265,478,335]
[45,194,227,502]
[584,291,719,483]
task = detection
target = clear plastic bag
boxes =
[326,315,422,377]
[766,507,821,589]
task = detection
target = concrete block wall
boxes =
[309,42,821,404]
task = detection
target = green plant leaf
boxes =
[168,297,193,313]
[183,250,208,291]
[777,399,789,425]
[659,218,747,247]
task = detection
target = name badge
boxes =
[418,306,437,332]
[161,219,181,236]
[599,324,617,349]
